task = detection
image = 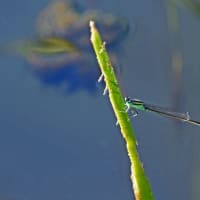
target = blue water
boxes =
[1,0,200,200]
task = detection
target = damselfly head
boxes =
[124,96,131,103]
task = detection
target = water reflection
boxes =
[166,0,200,111]
[3,0,129,94]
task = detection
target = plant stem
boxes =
[89,21,155,200]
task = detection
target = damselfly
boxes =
[125,96,200,126]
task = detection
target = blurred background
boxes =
[0,0,200,199]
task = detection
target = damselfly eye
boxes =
[125,96,131,102]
